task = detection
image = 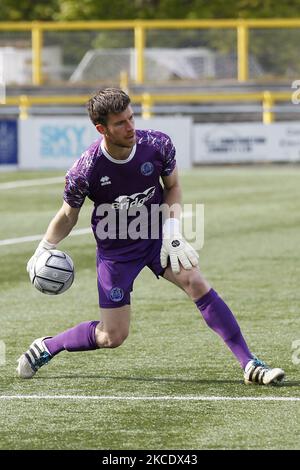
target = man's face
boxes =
[99,105,136,149]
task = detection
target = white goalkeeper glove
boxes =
[27,238,57,281]
[160,218,199,274]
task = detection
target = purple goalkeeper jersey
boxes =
[63,129,176,260]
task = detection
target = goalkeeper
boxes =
[17,88,284,386]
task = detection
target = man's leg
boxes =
[44,321,99,355]
[163,266,253,369]
[44,304,130,354]
[16,306,130,379]
[95,305,131,348]
[163,265,284,384]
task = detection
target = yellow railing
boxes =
[1,19,300,85]
[2,91,292,123]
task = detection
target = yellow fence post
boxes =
[237,23,249,82]
[142,93,153,118]
[19,95,30,120]
[263,91,275,124]
[32,23,43,86]
[134,24,145,84]
[120,70,129,93]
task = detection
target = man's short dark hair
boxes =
[87,88,131,126]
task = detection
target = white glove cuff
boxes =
[38,238,57,250]
[163,218,181,237]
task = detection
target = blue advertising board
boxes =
[0,120,18,165]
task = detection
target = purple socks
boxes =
[195,289,252,369]
[43,289,251,370]
[44,320,99,357]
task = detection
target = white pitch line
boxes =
[0,395,299,402]
[0,228,92,246]
[0,176,63,190]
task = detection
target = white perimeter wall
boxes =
[193,122,300,163]
[17,118,300,170]
[18,116,192,170]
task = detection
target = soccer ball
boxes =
[32,249,74,295]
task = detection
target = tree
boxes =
[1,0,60,20]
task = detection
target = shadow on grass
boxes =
[34,374,300,387]
[34,374,239,385]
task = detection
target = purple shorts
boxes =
[96,238,165,308]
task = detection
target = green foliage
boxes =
[1,0,300,21]
[0,0,60,21]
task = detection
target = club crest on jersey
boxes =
[112,186,156,209]
[141,162,154,176]
[100,176,111,186]
[110,287,124,302]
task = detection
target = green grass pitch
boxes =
[0,166,299,450]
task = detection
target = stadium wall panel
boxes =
[18,117,193,169]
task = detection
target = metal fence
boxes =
[0,19,300,85]
[2,90,292,123]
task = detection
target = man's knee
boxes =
[181,269,210,299]
[95,328,129,348]
[106,331,128,348]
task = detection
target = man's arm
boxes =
[27,201,81,278]
[160,167,199,273]
[161,166,182,220]
[44,201,81,245]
